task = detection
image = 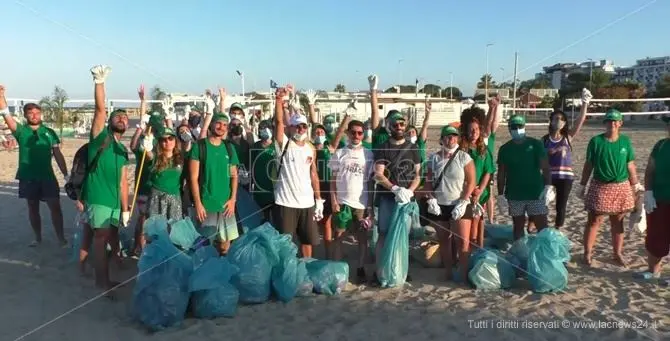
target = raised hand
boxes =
[304,89,317,105]
[275,87,287,99]
[581,88,593,105]
[138,84,145,100]
[425,95,432,112]
[90,65,112,84]
[368,74,378,90]
[488,94,500,107]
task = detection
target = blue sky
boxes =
[1,0,666,99]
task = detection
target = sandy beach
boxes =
[0,123,668,341]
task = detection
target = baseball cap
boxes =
[508,115,526,127]
[229,102,244,111]
[386,110,405,122]
[604,109,623,122]
[158,127,176,137]
[441,125,459,137]
[323,115,336,124]
[211,113,230,123]
[289,114,308,126]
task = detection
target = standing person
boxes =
[496,115,554,241]
[372,110,421,282]
[0,86,68,247]
[459,107,495,248]
[639,116,670,279]
[424,125,476,282]
[541,89,591,228]
[577,109,643,267]
[83,65,131,291]
[272,88,323,258]
[142,127,184,221]
[329,119,375,282]
[250,119,277,222]
[189,113,240,255]
[223,87,254,190]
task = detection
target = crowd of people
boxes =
[0,65,668,293]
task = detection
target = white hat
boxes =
[288,114,308,126]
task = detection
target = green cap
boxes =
[211,113,230,123]
[440,125,459,137]
[604,109,623,122]
[323,115,336,124]
[147,112,164,131]
[229,102,244,110]
[386,110,405,122]
[158,127,176,137]
[508,115,526,127]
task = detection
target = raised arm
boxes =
[0,85,17,133]
[420,97,431,141]
[369,75,380,130]
[304,89,318,124]
[274,88,286,146]
[219,87,226,113]
[485,94,501,136]
[569,88,592,138]
[328,112,350,152]
[90,65,112,139]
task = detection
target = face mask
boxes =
[179,132,193,143]
[292,132,307,142]
[314,135,327,145]
[510,128,526,140]
[410,136,417,144]
[365,129,372,138]
[550,120,566,131]
[259,128,272,140]
[231,125,243,136]
[324,123,334,133]
[350,141,362,147]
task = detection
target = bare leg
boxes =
[511,216,526,241]
[455,218,473,284]
[79,223,93,274]
[647,254,662,274]
[356,229,369,268]
[321,215,333,260]
[93,228,114,289]
[436,220,453,280]
[609,214,627,267]
[486,194,495,223]
[300,244,312,258]
[477,218,484,248]
[26,199,42,245]
[45,199,66,244]
[133,215,146,255]
[583,211,604,266]
[332,229,346,261]
[529,215,548,234]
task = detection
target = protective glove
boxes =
[391,186,413,204]
[451,199,469,220]
[204,96,216,115]
[90,65,112,84]
[581,88,593,105]
[368,74,378,91]
[165,107,177,121]
[644,190,657,213]
[633,183,645,194]
[141,135,154,152]
[304,89,317,105]
[497,195,509,214]
[121,211,130,227]
[314,199,326,221]
[575,183,587,200]
[472,202,485,217]
[427,198,441,216]
[540,185,556,206]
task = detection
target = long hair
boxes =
[459,105,487,156]
[153,138,183,173]
[548,110,572,149]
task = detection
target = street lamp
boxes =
[500,67,505,87]
[485,43,494,101]
[587,58,593,89]
[449,72,454,100]
[397,59,404,87]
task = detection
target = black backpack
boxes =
[64,135,113,200]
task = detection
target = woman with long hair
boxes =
[144,127,184,220]
[459,106,495,247]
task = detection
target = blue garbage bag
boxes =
[468,249,516,290]
[228,224,280,303]
[527,228,571,293]
[272,257,307,302]
[377,201,418,288]
[508,235,536,274]
[168,218,201,250]
[189,256,240,318]
[70,212,133,262]
[131,233,192,331]
[236,188,263,230]
[305,259,349,295]
[143,216,169,241]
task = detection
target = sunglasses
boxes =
[296,124,308,130]
[510,124,525,130]
[160,136,175,142]
[349,130,364,136]
[391,121,405,128]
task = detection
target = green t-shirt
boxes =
[487,133,496,156]
[497,137,546,201]
[316,146,332,183]
[83,129,130,209]
[231,139,251,173]
[133,149,153,195]
[469,146,496,203]
[651,138,670,202]
[188,139,239,213]
[372,127,389,148]
[250,141,276,207]
[362,141,372,149]
[13,124,60,181]
[150,162,182,195]
[586,134,635,183]
[326,133,346,148]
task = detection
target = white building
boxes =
[543,59,616,89]
[613,56,670,92]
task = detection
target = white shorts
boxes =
[509,200,548,217]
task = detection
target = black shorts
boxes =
[426,203,474,222]
[272,205,319,246]
[319,181,332,217]
[18,179,60,201]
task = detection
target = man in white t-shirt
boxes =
[271,88,323,258]
[329,119,375,283]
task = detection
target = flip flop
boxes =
[633,271,661,280]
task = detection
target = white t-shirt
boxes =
[274,135,316,208]
[428,149,473,205]
[328,146,374,209]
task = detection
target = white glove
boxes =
[644,190,657,213]
[451,199,469,220]
[576,183,587,200]
[121,211,130,227]
[472,203,485,217]
[314,199,325,221]
[581,88,593,105]
[204,96,216,115]
[368,74,378,90]
[166,107,177,121]
[540,185,556,205]
[192,126,202,137]
[90,65,112,84]
[141,135,154,152]
[633,183,645,194]
[497,195,509,214]
[304,89,317,105]
[427,198,441,216]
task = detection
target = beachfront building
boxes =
[612,56,670,93]
[543,60,617,90]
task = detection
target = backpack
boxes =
[64,135,112,200]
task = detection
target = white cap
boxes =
[288,114,308,126]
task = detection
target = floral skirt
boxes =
[148,188,183,221]
[585,180,634,215]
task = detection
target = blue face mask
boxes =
[510,128,526,140]
[314,135,327,145]
[259,128,272,140]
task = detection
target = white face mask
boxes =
[179,132,193,143]
[365,129,372,138]
[259,128,272,140]
[292,132,308,142]
[314,135,327,145]
[350,141,362,147]
[410,136,417,144]
[510,128,526,140]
